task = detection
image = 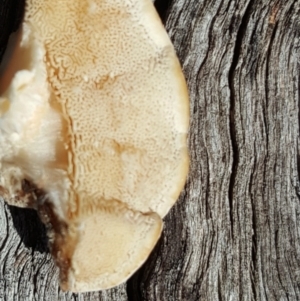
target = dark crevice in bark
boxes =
[8,206,48,254]
[228,0,253,238]
[249,155,257,301]
[126,236,163,301]
[217,272,223,301]
[297,67,300,191]
[0,0,25,61]
[205,148,212,220]
[265,19,278,146]
[154,0,173,24]
[126,277,137,301]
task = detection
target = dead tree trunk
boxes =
[0,0,300,300]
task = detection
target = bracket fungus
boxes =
[0,0,189,293]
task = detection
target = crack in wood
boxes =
[228,0,253,240]
[154,0,173,24]
[0,0,24,61]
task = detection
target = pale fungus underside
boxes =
[0,0,189,292]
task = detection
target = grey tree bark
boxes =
[0,0,300,300]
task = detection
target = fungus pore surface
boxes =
[0,0,189,292]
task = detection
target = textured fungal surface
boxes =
[0,0,189,292]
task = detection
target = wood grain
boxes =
[0,0,300,300]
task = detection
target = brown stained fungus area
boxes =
[37,199,79,291]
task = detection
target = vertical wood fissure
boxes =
[228,0,253,240]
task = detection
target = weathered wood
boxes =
[1,0,300,300]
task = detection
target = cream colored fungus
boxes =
[0,0,189,292]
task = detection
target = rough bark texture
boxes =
[0,0,300,300]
